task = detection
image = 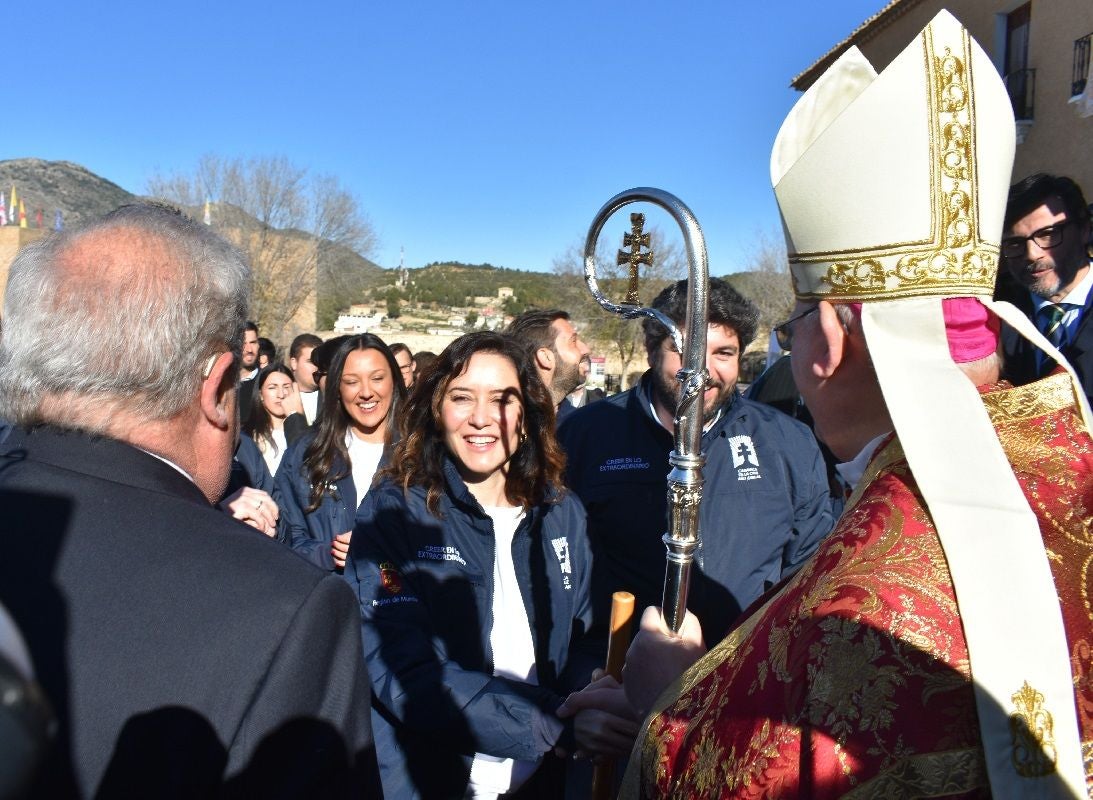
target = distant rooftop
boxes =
[791,0,921,90]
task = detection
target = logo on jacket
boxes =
[551,537,573,590]
[379,562,403,594]
[598,456,650,472]
[728,435,761,481]
[417,545,467,566]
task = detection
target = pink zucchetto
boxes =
[847,298,999,364]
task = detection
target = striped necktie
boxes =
[1040,303,1069,349]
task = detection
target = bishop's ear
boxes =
[811,301,851,379]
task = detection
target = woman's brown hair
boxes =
[385,331,565,515]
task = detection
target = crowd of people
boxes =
[2,11,1092,800]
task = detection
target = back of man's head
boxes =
[1005,173,1090,230]
[642,277,759,356]
[507,309,570,355]
[0,203,250,432]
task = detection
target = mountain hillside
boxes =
[0,159,788,339]
[0,158,136,228]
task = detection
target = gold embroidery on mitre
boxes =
[791,28,998,301]
[1010,681,1058,777]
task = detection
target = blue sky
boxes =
[10,1,887,273]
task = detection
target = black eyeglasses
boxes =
[773,306,819,352]
[1000,219,1072,260]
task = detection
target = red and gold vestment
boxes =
[625,374,1093,798]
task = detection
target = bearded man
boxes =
[997,173,1093,404]
[507,309,592,421]
[558,277,833,649]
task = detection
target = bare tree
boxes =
[147,155,378,342]
[553,226,686,380]
[726,227,795,339]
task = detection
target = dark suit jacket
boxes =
[0,426,381,798]
[999,286,1093,403]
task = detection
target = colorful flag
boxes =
[0,193,6,226]
[9,186,16,223]
[203,197,212,226]
[18,200,26,228]
[54,209,63,231]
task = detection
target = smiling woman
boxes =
[273,334,406,572]
[345,332,637,799]
[440,351,525,500]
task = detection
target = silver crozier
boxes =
[582,187,710,634]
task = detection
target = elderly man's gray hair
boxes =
[0,203,251,430]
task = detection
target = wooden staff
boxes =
[591,591,635,800]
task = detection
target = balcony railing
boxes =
[1074,33,1092,96]
[1005,68,1036,120]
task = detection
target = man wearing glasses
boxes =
[997,173,1093,399]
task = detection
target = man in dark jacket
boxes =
[996,173,1093,403]
[558,278,834,646]
[238,320,261,421]
[0,204,381,797]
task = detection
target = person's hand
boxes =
[331,530,352,569]
[283,381,305,417]
[555,673,639,760]
[222,487,279,538]
[622,606,706,718]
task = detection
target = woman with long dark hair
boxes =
[346,331,636,799]
[242,363,298,476]
[275,334,406,571]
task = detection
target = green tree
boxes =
[385,288,402,319]
[464,310,479,330]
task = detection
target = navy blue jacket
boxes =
[229,434,275,493]
[1000,280,1093,404]
[220,434,284,543]
[274,432,377,572]
[345,461,593,799]
[558,374,834,646]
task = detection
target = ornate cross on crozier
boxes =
[617,213,654,305]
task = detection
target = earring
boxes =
[519,429,528,446]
